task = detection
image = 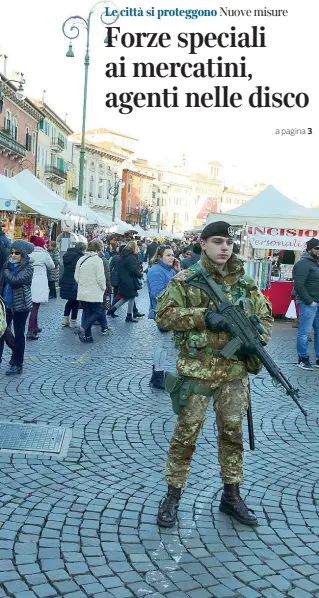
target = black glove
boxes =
[239,341,258,356]
[205,309,231,333]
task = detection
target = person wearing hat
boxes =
[155,221,273,528]
[0,239,34,375]
[293,237,319,370]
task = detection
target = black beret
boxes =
[201,221,235,240]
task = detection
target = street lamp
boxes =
[62,1,119,207]
[0,73,26,113]
[106,166,125,221]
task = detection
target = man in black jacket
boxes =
[0,226,11,272]
[144,240,159,264]
[293,238,319,370]
[181,242,201,269]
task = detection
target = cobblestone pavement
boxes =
[1,290,319,598]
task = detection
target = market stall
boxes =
[193,186,319,315]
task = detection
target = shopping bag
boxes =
[285,299,297,319]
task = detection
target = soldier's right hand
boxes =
[204,309,231,333]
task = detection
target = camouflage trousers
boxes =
[166,376,249,487]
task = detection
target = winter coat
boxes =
[118,249,143,300]
[0,260,33,312]
[60,247,84,301]
[181,251,201,270]
[75,252,106,303]
[30,248,55,303]
[47,246,60,282]
[98,252,111,295]
[144,242,159,263]
[110,254,120,287]
[0,240,10,272]
[147,261,176,319]
[0,229,11,249]
[293,251,319,305]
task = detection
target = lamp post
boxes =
[106,167,125,221]
[62,1,118,207]
[0,73,26,112]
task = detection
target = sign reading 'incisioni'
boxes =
[246,226,319,250]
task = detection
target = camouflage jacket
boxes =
[156,253,273,387]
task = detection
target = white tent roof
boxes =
[12,172,117,226]
[204,186,319,230]
[0,172,67,219]
[13,170,78,219]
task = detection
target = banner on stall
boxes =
[0,198,17,212]
[246,226,319,250]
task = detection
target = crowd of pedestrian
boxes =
[0,227,197,375]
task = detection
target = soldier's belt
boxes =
[164,371,214,415]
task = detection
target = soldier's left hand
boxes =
[239,341,258,356]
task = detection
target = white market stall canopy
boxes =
[204,186,319,230]
[14,170,86,220]
[0,171,119,228]
[0,176,18,211]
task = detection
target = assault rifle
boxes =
[186,267,307,440]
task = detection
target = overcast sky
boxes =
[1,0,318,204]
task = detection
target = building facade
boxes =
[160,169,193,233]
[191,161,223,227]
[221,183,266,212]
[0,74,43,177]
[121,163,154,228]
[35,100,74,198]
[72,140,126,219]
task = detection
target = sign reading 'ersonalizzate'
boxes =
[246,226,319,250]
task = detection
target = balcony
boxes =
[68,186,78,198]
[50,137,65,153]
[0,130,26,159]
[44,165,67,184]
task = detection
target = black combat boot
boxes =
[157,486,181,527]
[150,366,165,390]
[219,483,258,526]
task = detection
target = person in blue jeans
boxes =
[293,237,319,370]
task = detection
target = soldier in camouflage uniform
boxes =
[156,221,273,528]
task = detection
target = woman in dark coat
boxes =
[108,241,143,323]
[60,242,86,327]
[110,244,125,305]
[0,239,34,375]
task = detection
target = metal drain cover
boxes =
[0,422,66,453]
